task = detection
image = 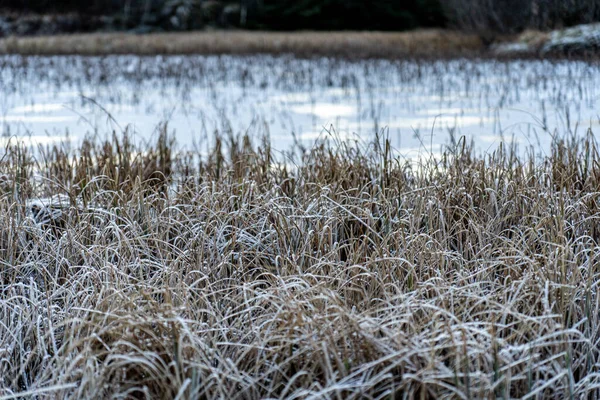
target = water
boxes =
[1,55,599,158]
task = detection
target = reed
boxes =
[1,128,599,398]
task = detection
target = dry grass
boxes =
[0,29,483,58]
[0,126,600,398]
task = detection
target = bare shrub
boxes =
[443,0,600,35]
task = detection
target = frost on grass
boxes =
[1,131,600,399]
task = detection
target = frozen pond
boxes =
[1,55,599,157]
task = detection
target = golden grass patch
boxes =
[0,29,483,57]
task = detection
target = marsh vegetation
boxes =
[1,55,600,398]
[2,127,600,398]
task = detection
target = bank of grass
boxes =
[1,128,600,398]
[0,29,483,57]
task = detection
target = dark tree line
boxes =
[2,0,600,33]
[0,0,446,31]
[1,0,122,14]
[257,0,445,31]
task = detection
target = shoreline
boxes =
[0,29,483,58]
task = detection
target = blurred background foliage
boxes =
[2,0,600,33]
[256,0,445,30]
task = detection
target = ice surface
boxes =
[0,55,597,157]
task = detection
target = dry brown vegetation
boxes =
[1,127,600,398]
[0,29,483,57]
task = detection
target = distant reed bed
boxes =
[0,30,483,58]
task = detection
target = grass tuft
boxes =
[1,130,600,398]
